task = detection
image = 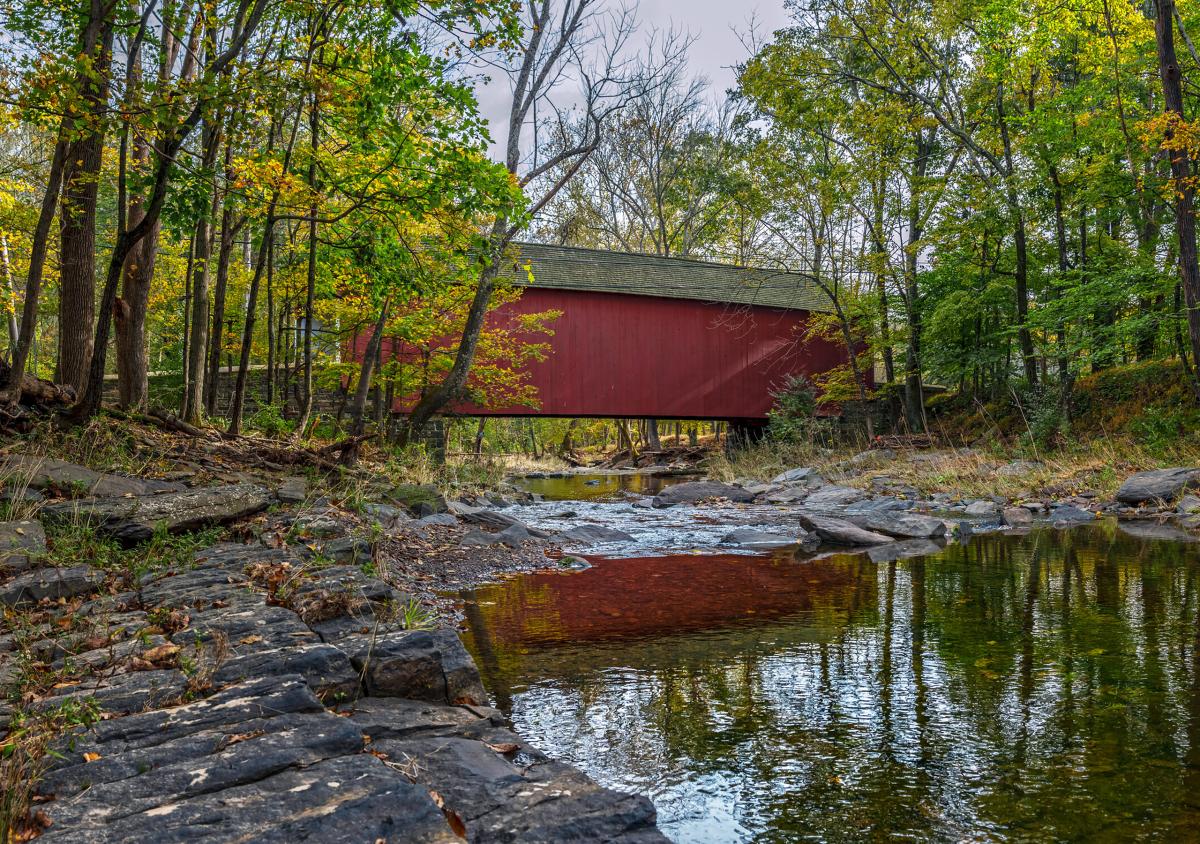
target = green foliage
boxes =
[767,375,819,443]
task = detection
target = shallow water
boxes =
[516,471,697,502]
[460,523,1200,842]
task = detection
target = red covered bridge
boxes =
[382,243,851,423]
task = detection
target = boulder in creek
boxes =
[558,524,635,543]
[1050,504,1094,524]
[1115,468,1200,505]
[721,528,802,548]
[651,481,757,508]
[963,500,1001,518]
[1002,507,1034,527]
[846,511,948,539]
[40,483,273,545]
[798,514,893,546]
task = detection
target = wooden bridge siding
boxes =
[452,287,849,420]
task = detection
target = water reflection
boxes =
[459,524,1200,842]
[516,472,696,502]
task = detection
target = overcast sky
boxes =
[474,0,793,159]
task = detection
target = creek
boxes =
[458,473,1200,842]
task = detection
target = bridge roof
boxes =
[509,243,833,313]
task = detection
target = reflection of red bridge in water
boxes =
[362,243,855,424]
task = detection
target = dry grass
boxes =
[711,433,1200,501]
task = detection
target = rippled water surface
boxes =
[460,524,1200,842]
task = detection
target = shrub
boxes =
[767,374,819,443]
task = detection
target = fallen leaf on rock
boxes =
[485,742,520,756]
[237,635,264,645]
[82,752,101,763]
[142,643,180,664]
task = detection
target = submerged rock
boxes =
[41,483,273,544]
[652,481,756,508]
[867,539,945,563]
[1116,468,1200,505]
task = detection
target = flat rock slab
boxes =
[1116,468,1200,504]
[798,514,893,547]
[652,482,756,508]
[1,454,184,497]
[846,512,947,539]
[803,485,867,509]
[559,524,635,543]
[0,520,45,571]
[41,483,273,544]
[39,754,458,844]
[721,528,805,548]
[0,564,104,606]
[771,467,824,486]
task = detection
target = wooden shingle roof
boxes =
[506,242,833,313]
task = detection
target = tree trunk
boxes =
[997,83,1038,385]
[295,93,319,436]
[403,227,505,441]
[56,4,115,392]
[5,136,68,401]
[182,118,221,425]
[474,417,487,456]
[205,202,237,415]
[114,128,160,410]
[1156,0,1200,397]
[348,298,389,437]
[645,418,661,450]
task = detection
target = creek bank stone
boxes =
[41,483,273,544]
[343,628,488,705]
[0,520,45,571]
[1116,468,1200,504]
[771,467,824,486]
[275,476,307,503]
[651,481,756,508]
[798,514,893,546]
[460,509,550,538]
[0,455,185,498]
[0,564,104,606]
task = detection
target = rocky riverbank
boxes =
[0,454,666,842]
